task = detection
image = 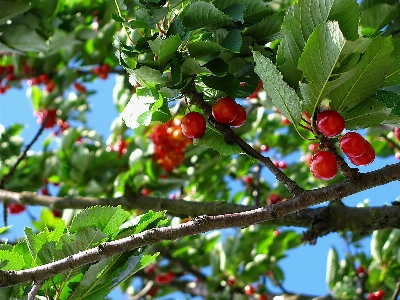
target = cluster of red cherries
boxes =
[310,110,375,180]
[150,119,192,172]
[180,96,246,139]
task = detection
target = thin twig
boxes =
[28,281,43,300]
[130,280,154,300]
[392,282,400,300]
[1,118,47,226]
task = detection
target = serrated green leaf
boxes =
[182,1,231,30]
[373,89,400,117]
[181,58,209,76]
[70,206,130,239]
[277,0,335,87]
[328,37,394,112]
[202,74,239,98]
[135,211,166,234]
[0,1,31,23]
[148,35,182,70]
[0,251,25,271]
[384,38,400,86]
[244,14,284,43]
[253,51,302,125]
[187,41,225,59]
[1,24,48,52]
[121,93,156,129]
[298,21,346,115]
[220,29,242,52]
[341,97,391,129]
[328,0,360,40]
[129,66,163,88]
[203,58,228,76]
[326,247,340,289]
[360,3,398,35]
[193,127,242,155]
[223,3,245,23]
[167,17,190,40]
[137,111,152,126]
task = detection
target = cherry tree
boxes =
[0,0,400,299]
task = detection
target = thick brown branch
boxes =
[0,161,399,287]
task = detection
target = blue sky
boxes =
[1,75,399,299]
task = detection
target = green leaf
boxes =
[137,111,152,126]
[202,74,239,98]
[181,58,209,76]
[203,58,228,76]
[182,1,231,30]
[121,93,157,129]
[360,3,398,35]
[134,211,166,234]
[0,1,31,23]
[328,0,360,40]
[0,226,11,235]
[384,38,400,86]
[326,247,340,289]
[187,41,225,59]
[0,251,25,271]
[341,97,391,130]
[244,14,284,43]
[220,29,242,52]
[328,37,394,112]
[253,51,302,125]
[1,24,48,52]
[128,66,163,88]
[70,206,130,239]
[277,0,335,87]
[373,89,400,117]
[382,229,400,261]
[193,127,242,155]
[298,21,346,115]
[148,35,182,70]
[223,3,245,23]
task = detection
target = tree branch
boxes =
[0,161,400,288]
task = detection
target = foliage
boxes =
[0,0,400,299]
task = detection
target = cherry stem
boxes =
[182,81,304,197]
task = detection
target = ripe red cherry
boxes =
[8,203,26,214]
[52,210,62,218]
[229,104,246,128]
[181,112,206,138]
[141,188,152,196]
[394,127,400,142]
[248,80,263,99]
[348,141,375,166]
[356,266,366,274]
[244,284,256,296]
[310,151,337,180]
[227,277,236,286]
[340,132,368,158]
[259,294,268,300]
[34,108,58,128]
[243,176,253,185]
[316,110,345,137]
[212,97,238,124]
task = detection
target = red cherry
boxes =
[394,127,400,142]
[227,277,236,286]
[0,66,4,73]
[40,187,49,195]
[28,77,41,86]
[273,230,280,237]
[166,271,175,280]
[141,188,152,196]
[267,193,281,205]
[348,141,375,166]
[45,81,56,93]
[281,116,291,125]
[147,287,159,296]
[52,210,62,218]
[395,152,400,160]
[374,290,384,299]
[212,97,238,124]
[310,151,338,180]
[181,112,206,138]
[316,110,345,137]
[74,82,87,93]
[8,203,26,214]
[39,74,50,84]
[259,294,268,300]
[57,119,70,133]
[356,266,366,274]
[244,284,255,296]
[367,294,378,300]
[34,108,58,128]
[229,104,246,128]
[340,132,368,158]
[5,65,14,73]
[243,176,253,185]
[260,145,269,152]
[278,161,287,169]
[308,143,320,152]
